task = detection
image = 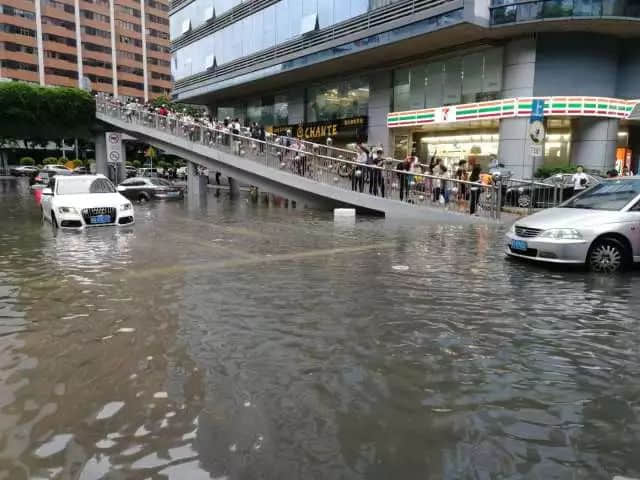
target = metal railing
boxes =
[97,99,501,219]
[501,177,567,214]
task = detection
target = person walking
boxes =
[571,165,589,193]
[397,155,414,202]
[352,144,368,192]
[368,147,385,197]
[469,164,482,215]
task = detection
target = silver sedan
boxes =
[505,177,640,273]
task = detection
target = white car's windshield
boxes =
[56,177,116,195]
[561,179,640,211]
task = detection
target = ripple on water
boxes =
[2,181,640,479]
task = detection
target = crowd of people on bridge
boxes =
[98,94,496,215]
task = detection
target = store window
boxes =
[306,77,369,122]
[392,48,504,111]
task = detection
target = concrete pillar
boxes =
[187,161,200,195]
[570,118,618,174]
[367,70,392,153]
[228,177,240,197]
[0,151,8,173]
[95,133,108,176]
[499,118,534,179]
[498,37,537,178]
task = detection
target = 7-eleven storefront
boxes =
[387,97,640,177]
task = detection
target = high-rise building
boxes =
[0,0,171,100]
[169,0,640,176]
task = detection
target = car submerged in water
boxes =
[505,177,640,273]
[116,177,184,202]
[41,174,134,229]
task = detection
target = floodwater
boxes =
[1,178,640,480]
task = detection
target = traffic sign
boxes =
[528,120,545,144]
[530,99,545,122]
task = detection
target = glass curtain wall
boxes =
[172,0,370,80]
[217,94,288,126]
[392,47,504,111]
[306,77,369,122]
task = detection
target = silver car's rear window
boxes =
[561,179,640,211]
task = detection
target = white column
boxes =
[570,118,619,173]
[139,0,149,102]
[108,0,118,97]
[73,0,83,88]
[95,133,108,175]
[498,37,537,178]
[34,0,45,85]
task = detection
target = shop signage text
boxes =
[388,96,640,129]
[272,116,367,140]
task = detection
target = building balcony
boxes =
[490,0,640,24]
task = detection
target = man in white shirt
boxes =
[572,165,589,192]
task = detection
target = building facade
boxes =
[169,0,640,177]
[0,0,171,100]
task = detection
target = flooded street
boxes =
[1,177,640,480]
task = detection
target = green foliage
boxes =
[58,157,68,164]
[0,82,95,140]
[535,164,578,179]
[43,157,59,165]
[19,157,35,166]
[132,160,142,169]
[72,159,83,168]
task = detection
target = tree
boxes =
[19,157,35,166]
[43,157,59,165]
[0,82,95,140]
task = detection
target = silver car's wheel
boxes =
[517,194,531,208]
[589,239,626,273]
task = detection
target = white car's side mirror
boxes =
[42,188,53,196]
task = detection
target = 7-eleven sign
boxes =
[435,106,457,123]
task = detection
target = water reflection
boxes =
[1,177,640,479]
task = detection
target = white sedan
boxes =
[41,174,134,229]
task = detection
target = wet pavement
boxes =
[1,177,640,480]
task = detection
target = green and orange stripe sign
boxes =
[388,96,638,128]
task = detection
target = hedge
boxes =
[0,82,95,139]
[19,157,35,166]
[43,157,60,165]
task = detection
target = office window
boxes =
[392,48,503,110]
[307,77,369,122]
[462,53,483,103]
[425,62,444,107]
[393,68,410,112]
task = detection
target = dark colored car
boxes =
[116,177,184,202]
[34,169,74,186]
[10,166,39,176]
[505,173,602,208]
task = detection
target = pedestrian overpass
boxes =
[95,101,497,224]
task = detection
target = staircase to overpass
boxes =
[96,100,500,224]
